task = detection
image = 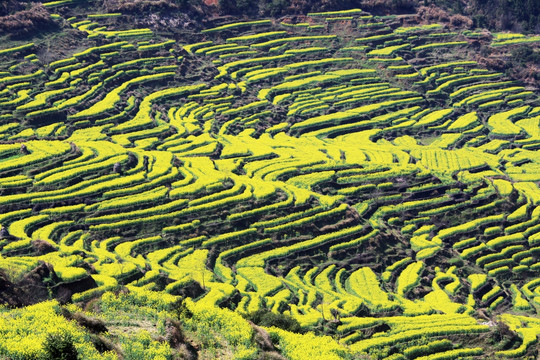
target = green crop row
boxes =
[346,266,396,310]
[115,235,161,260]
[55,266,88,282]
[412,41,467,51]
[37,153,128,186]
[36,142,108,180]
[338,165,418,185]
[189,183,245,206]
[110,83,206,133]
[492,35,540,46]
[138,40,175,52]
[237,266,283,296]
[510,284,531,310]
[357,22,386,29]
[202,228,258,247]
[0,43,35,57]
[238,225,364,267]
[396,261,423,295]
[326,16,354,21]
[481,285,502,303]
[161,219,201,235]
[447,111,478,131]
[89,28,153,39]
[521,278,540,298]
[454,86,524,107]
[415,347,483,360]
[221,100,268,116]
[486,233,525,249]
[368,44,409,56]
[419,61,477,76]
[95,186,169,211]
[8,214,49,241]
[216,239,273,279]
[436,213,505,241]
[32,220,73,246]
[0,89,31,107]
[32,173,144,204]
[310,106,419,137]
[91,185,252,231]
[0,176,86,207]
[355,34,395,43]
[414,108,454,127]
[263,203,348,233]
[72,41,127,58]
[487,266,510,277]
[0,141,71,176]
[476,245,521,267]
[394,24,442,33]
[43,0,78,7]
[228,190,293,221]
[207,45,250,57]
[69,72,175,120]
[250,35,337,49]
[202,20,272,33]
[49,57,78,72]
[449,80,516,99]
[460,243,487,259]
[284,47,328,55]
[87,13,122,18]
[290,97,422,133]
[16,86,75,112]
[402,339,454,359]
[24,107,61,119]
[329,229,379,252]
[54,82,102,110]
[221,54,292,79]
[487,106,528,136]
[0,69,45,85]
[196,43,240,54]
[227,31,287,43]
[87,197,189,224]
[308,9,363,16]
[71,274,118,302]
[112,56,174,71]
[349,325,488,353]
[427,73,502,95]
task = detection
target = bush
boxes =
[511,46,540,65]
[43,330,79,360]
[449,14,473,28]
[247,309,302,333]
[170,297,193,320]
[100,0,182,13]
[0,0,24,17]
[0,3,56,38]
[360,0,418,13]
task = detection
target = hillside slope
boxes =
[0,2,539,360]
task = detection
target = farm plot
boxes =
[0,6,539,360]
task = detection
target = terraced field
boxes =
[0,5,539,360]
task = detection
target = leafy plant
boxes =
[43,330,78,360]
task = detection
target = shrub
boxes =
[43,330,78,360]
[170,297,193,320]
[0,3,56,38]
[0,0,25,17]
[101,0,181,13]
[247,309,302,333]
[360,0,417,13]
[450,14,473,28]
[511,46,540,65]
